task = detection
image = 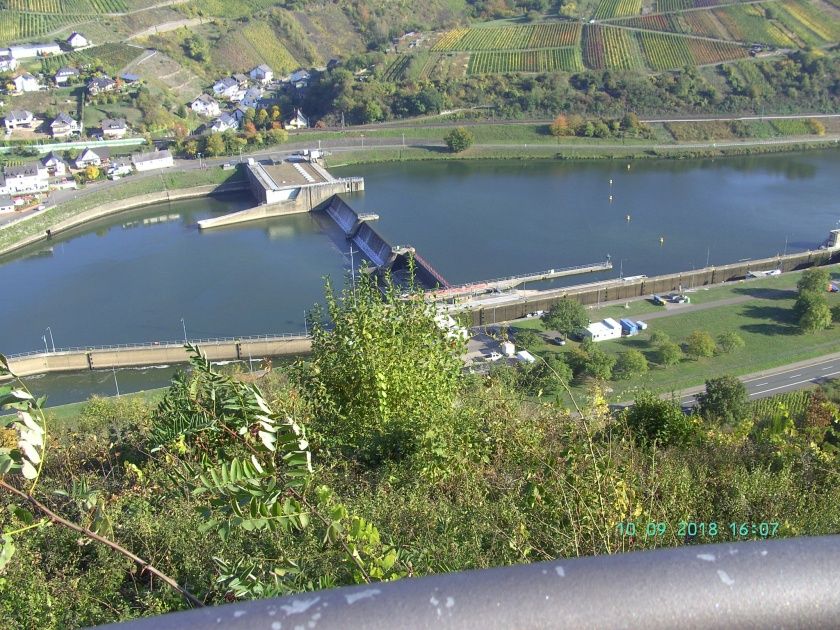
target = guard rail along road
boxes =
[98,534,840,630]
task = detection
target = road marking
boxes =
[755,382,768,386]
[749,370,840,397]
[822,365,836,371]
[788,374,801,379]
[741,357,840,383]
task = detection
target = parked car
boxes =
[553,337,566,346]
[486,351,503,362]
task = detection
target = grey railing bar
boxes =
[97,534,840,630]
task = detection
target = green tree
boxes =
[624,391,694,446]
[444,127,474,153]
[541,298,589,336]
[204,132,225,157]
[799,297,832,333]
[268,127,289,144]
[570,342,615,381]
[716,331,745,354]
[684,330,716,359]
[294,270,465,466]
[256,108,269,128]
[649,330,670,346]
[614,349,649,380]
[796,267,830,294]
[513,328,541,349]
[657,340,683,367]
[518,354,572,395]
[696,374,748,426]
[184,34,209,61]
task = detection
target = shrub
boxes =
[444,127,474,153]
[624,390,694,446]
[649,330,670,345]
[614,348,649,380]
[684,330,716,359]
[696,374,748,426]
[716,331,745,354]
[657,340,683,366]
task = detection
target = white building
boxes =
[583,318,622,342]
[2,162,49,194]
[210,113,238,133]
[190,94,221,117]
[87,76,116,95]
[42,152,67,177]
[0,194,15,213]
[74,147,109,169]
[55,67,80,85]
[285,108,308,129]
[286,69,311,88]
[0,54,18,72]
[67,32,89,48]
[240,86,263,109]
[50,112,79,138]
[4,110,34,131]
[100,118,127,139]
[249,64,273,84]
[213,77,240,99]
[131,149,174,172]
[12,73,40,93]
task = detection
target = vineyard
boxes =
[468,47,584,73]
[39,42,140,75]
[583,25,646,69]
[1,0,127,12]
[0,11,83,41]
[383,54,411,81]
[772,0,840,46]
[240,21,297,74]
[637,30,694,70]
[769,118,816,134]
[714,4,797,45]
[432,23,581,51]
[594,0,642,19]
[685,37,748,64]
[750,389,812,423]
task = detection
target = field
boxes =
[432,23,581,51]
[583,25,646,69]
[594,0,643,19]
[685,37,748,64]
[772,0,840,45]
[750,389,813,422]
[637,30,695,70]
[714,4,797,45]
[0,11,84,41]
[240,21,298,74]
[38,42,143,76]
[2,0,128,12]
[468,47,584,74]
[383,54,411,81]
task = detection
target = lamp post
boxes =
[706,247,711,268]
[181,318,187,343]
[45,326,55,352]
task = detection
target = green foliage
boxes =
[517,354,573,395]
[797,267,831,294]
[797,294,832,333]
[541,297,589,336]
[716,331,745,354]
[656,340,683,366]
[569,340,615,381]
[649,330,670,346]
[614,348,649,380]
[444,127,474,153]
[684,329,716,359]
[624,391,694,446]
[294,270,465,466]
[697,374,748,426]
[513,328,541,349]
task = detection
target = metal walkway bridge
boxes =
[427,260,613,301]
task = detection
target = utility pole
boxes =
[113,366,120,397]
[783,235,788,257]
[706,247,710,268]
[181,317,187,343]
[45,327,55,352]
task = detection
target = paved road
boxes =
[676,353,840,407]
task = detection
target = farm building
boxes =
[12,73,40,93]
[190,94,221,117]
[249,64,273,84]
[67,32,89,48]
[100,118,127,139]
[55,67,80,85]
[132,150,173,172]
[50,113,80,138]
[4,110,34,131]
[8,43,61,59]
[583,318,622,342]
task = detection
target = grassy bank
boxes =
[511,266,840,400]
[0,168,246,257]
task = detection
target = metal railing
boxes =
[5,333,310,359]
[99,535,840,629]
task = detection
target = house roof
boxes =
[193,93,217,105]
[132,149,172,163]
[42,151,65,165]
[216,77,238,89]
[15,72,36,81]
[77,146,110,161]
[51,112,75,127]
[233,73,249,83]
[120,73,140,82]
[7,109,33,121]
[101,118,127,130]
[67,32,87,42]
[56,66,79,76]
[253,64,272,73]
[4,162,44,177]
[288,109,308,123]
[0,195,14,207]
[88,76,115,88]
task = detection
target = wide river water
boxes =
[3,151,840,405]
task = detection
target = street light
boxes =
[181,317,187,343]
[45,326,55,352]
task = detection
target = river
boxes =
[2,151,839,405]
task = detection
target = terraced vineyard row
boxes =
[714,4,797,46]
[637,31,695,69]
[654,0,742,9]
[583,25,645,69]
[241,21,297,74]
[383,54,411,81]
[0,10,83,41]
[2,0,126,12]
[773,0,840,45]
[468,47,584,73]
[433,23,581,51]
[594,0,642,19]
[685,37,748,63]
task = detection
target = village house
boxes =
[74,147,109,169]
[240,86,263,109]
[249,64,273,85]
[0,54,18,72]
[131,149,174,172]
[0,194,15,213]
[54,67,80,85]
[210,113,238,133]
[4,110,34,131]
[120,73,140,84]
[285,108,308,130]
[232,105,249,124]
[87,76,116,95]
[100,118,127,139]
[107,159,132,178]
[50,112,80,138]
[286,69,311,89]
[12,73,40,93]
[66,32,89,48]
[232,73,249,87]
[8,43,61,59]
[42,152,67,177]
[212,77,240,99]
[1,162,49,194]
[190,94,221,117]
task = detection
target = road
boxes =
[676,353,840,407]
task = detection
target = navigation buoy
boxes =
[609,179,613,186]
[659,236,665,245]
[627,164,631,170]
[626,214,631,222]
[609,195,613,202]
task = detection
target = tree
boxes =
[716,331,745,354]
[696,375,748,426]
[549,114,570,136]
[798,298,832,333]
[268,127,289,145]
[184,34,208,61]
[256,108,269,128]
[204,132,225,157]
[797,267,830,294]
[570,342,615,381]
[541,298,588,336]
[684,330,716,359]
[624,391,694,446]
[657,341,683,367]
[270,105,282,121]
[614,349,649,380]
[513,328,540,349]
[800,388,834,430]
[649,330,670,346]
[794,289,825,319]
[444,127,474,153]
[518,354,572,395]
[84,164,99,180]
[182,139,198,158]
[293,271,465,466]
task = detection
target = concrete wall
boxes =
[4,336,313,379]
[466,249,839,327]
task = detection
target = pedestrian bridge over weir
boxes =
[1,334,312,380]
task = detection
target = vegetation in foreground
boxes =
[0,272,838,628]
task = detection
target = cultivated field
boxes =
[468,47,584,73]
[594,0,643,19]
[432,23,582,51]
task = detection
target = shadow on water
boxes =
[732,287,797,300]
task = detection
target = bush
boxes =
[649,330,670,346]
[696,375,748,426]
[569,342,615,381]
[444,127,474,153]
[614,349,649,380]
[716,331,745,354]
[657,341,683,366]
[796,267,830,294]
[624,391,694,446]
[513,328,541,349]
[684,330,716,359]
